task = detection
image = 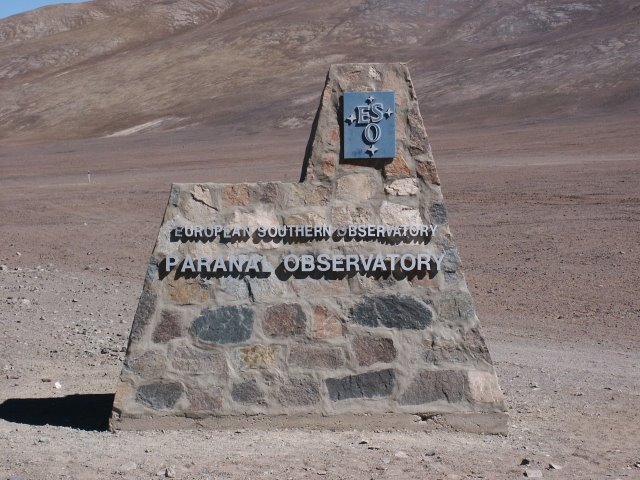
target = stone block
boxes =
[167,278,210,305]
[385,178,418,196]
[436,291,475,324]
[415,160,440,185]
[125,351,167,378]
[331,205,374,226]
[232,380,265,404]
[312,305,344,338]
[352,335,397,366]
[129,289,156,343]
[336,172,381,201]
[277,378,321,406]
[191,306,254,344]
[152,309,183,343]
[291,277,348,298]
[240,345,278,369]
[380,201,421,225]
[259,182,280,204]
[429,203,448,225]
[462,328,492,363]
[217,277,250,301]
[351,295,432,330]
[186,385,223,411]
[223,184,250,206]
[399,370,465,405]
[384,154,411,177]
[190,184,217,209]
[326,369,395,401]
[288,345,345,369]
[320,153,337,177]
[263,303,307,337]
[247,276,290,302]
[283,212,328,227]
[136,382,184,410]
[466,370,504,404]
[171,346,227,376]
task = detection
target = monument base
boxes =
[112,63,507,431]
[110,411,508,435]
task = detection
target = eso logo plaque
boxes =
[343,91,395,159]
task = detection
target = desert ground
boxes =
[1,0,640,478]
[1,116,639,479]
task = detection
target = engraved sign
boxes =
[343,91,395,159]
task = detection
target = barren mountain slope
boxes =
[0,0,638,143]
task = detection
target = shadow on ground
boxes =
[0,394,114,431]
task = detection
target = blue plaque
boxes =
[343,91,395,159]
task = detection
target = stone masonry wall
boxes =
[111,63,505,425]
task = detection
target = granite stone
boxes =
[135,382,183,410]
[191,306,254,344]
[152,309,183,343]
[326,369,396,401]
[232,380,265,404]
[399,370,466,405]
[351,295,432,329]
[263,303,306,337]
[352,335,397,366]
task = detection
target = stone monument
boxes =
[110,63,506,433]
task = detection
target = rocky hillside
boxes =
[0,0,638,143]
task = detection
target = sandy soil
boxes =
[0,120,639,479]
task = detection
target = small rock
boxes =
[16,252,21,256]
[54,381,62,389]
[524,469,543,478]
[39,316,45,320]
[119,462,137,472]
[548,463,562,470]
[634,462,640,469]
[41,378,52,382]
[375,465,386,471]
[156,466,176,478]
[520,459,531,465]
[72,298,79,303]
[358,439,369,445]
[0,264,7,271]
[316,470,327,476]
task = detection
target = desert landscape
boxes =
[1,0,639,478]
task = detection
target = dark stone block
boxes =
[191,306,254,344]
[130,289,157,343]
[351,295,432,330]
[399,370,465,405]
[125,351,166,377]
[326,369,396,401]
[152,310,183,343]
[429,203,448,225]
[135,382,183,410]
[232,380,265,404]
[437,291,475,324]
[263,303,307,337]
[277,378,321,406]
[352,335,397,367]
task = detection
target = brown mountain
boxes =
[1,0,638,144]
